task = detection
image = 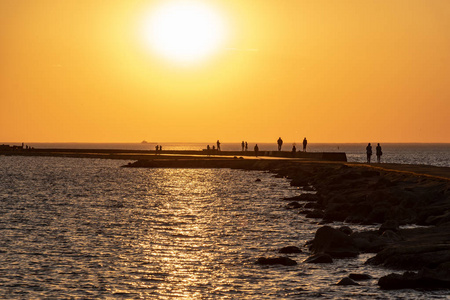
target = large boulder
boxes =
[310,226,359,258]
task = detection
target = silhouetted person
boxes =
[241,141,245,151]
[207,145,210,151]
[245,142,248,151]
[303,137,307,152]
[212,145,215,151]
[254,144,259,157]
[376,143,383,163]
[366,143,372,163]
[155,145,159,154]
[292,145,296,157]
[277,137,283,151]
[217,140,221,151]
[159,145,162,152]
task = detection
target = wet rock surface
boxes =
[309,226,359,258]
[256,257,298,266]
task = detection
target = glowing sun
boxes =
[142,1,228,64]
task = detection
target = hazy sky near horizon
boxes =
[1,0,449,143]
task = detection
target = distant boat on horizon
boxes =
[141,140,148,144]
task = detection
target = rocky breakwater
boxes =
[281,162,450,290]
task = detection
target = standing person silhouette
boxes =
[376,143,383,163]
[303,137,308,152]
[217,140,221,151]
[241,141,245,151]
[366,143,373,163]
[277,137,283,151]
[245,142,248,151]
[254,144,259,157]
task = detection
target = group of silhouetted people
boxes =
[155,145,162,154]
[277,137,308,152]
[241,141,248,151]
[366,143,383,163]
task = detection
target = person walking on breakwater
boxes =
[241,141,245,151]
[245,142,248,151]
[217,140,221,151]
[277,137,283,151]
[376,143,383,163]
[303,137,308,152]
[254,144,259,157]
[292,144,296,157]
[366,143,373,163]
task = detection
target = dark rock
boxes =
[255,178,261,182]
[337,277,359,286]
[381,230,402,242]
[364,206,390,224]
[256,257,297,266]
[351,231,391,253]
[366,244,450,270]
[290,178,310,187]
[305,210,324,219]
[379,220,400,233]
[279,246,302,254]
[303,253,333,264]
[349,273,373,281]
[426,211,450,226]
[310,226,359,258]
[378,271,419,290]
[378,265,450,290]
[339,226,353,235]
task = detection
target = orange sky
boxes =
[1,0,449,143]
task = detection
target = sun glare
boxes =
[142,1,228,64]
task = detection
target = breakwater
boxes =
[0,148,347,161]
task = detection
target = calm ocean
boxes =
[10,142,450,167]
[1,156,448,299]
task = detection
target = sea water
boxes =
[12,142,450,167]
[1,156,448,299]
